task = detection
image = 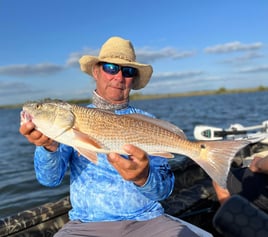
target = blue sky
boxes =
[0,0,267,105]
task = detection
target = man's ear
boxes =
[92,64,99,79]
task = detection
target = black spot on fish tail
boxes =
[200,144,206,149]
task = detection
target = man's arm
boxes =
[20,121,69,187]
[108,144,174,201]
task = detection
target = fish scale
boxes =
[21,100,249,188]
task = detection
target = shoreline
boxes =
[1,86,268,109]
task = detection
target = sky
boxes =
[0,0,267,106]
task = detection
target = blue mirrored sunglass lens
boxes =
[102,63,120,75]
[122,67,137,77]
[102,63,137,77]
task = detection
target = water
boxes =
[1,92,268,218]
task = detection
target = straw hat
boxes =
[79,36,153,90]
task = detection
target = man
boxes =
[212,155,268,236]
[213,155,268,211]
[20,36,212,237]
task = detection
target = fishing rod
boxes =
[194,120,268,141]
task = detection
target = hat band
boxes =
[100,53,136,62]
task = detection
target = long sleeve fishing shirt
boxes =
[33,105,175,222]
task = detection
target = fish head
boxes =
[21,100,75,139]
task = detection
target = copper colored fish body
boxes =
[21,100,249,188]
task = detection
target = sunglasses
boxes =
[100,62,138,77]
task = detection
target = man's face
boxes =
[92,63,136,104]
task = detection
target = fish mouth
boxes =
[20,110,33,125]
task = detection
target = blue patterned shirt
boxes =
[34,105,175,222]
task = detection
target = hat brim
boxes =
[79,55,153,90]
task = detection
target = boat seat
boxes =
[213,194,268,237]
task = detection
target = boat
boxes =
[1,121,268,237]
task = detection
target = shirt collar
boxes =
[92,90,129,111]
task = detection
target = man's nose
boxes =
[113,70,125,80]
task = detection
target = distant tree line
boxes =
[1,86,268,109]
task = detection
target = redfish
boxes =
[21,100,249,188]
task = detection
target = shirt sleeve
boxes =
[34,144,73,187]
[135,156,174,201]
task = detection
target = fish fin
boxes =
[149,152,174,158]
[124,114,187,139]
[75,146,98,164]
[73,128,103,149]
[194,140,249,188]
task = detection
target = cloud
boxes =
[66,48,99,67]
[66,47,196,67]
[154,70,204,79]
[66,53,82,67]
[144,70,206,93]
[136,47,195,63]
[221,52,264,64]
[204,41,263,54]
[144,74,224,95]
[0,81,39,96]
[0,63,65,77]
[238,65,268,73]
[0,46,195,79]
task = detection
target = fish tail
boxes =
[196,140,249,188]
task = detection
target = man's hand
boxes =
[249,156,268,174]
[107,144,149,186]
[212,180,231,205]
[19,122,58,152]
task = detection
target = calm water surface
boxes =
[1,92,268,218]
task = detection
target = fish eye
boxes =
[35,104,42,109]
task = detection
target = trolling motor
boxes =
[194,120,268,142]
[194,122,268,237]
[194,120,268,167]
